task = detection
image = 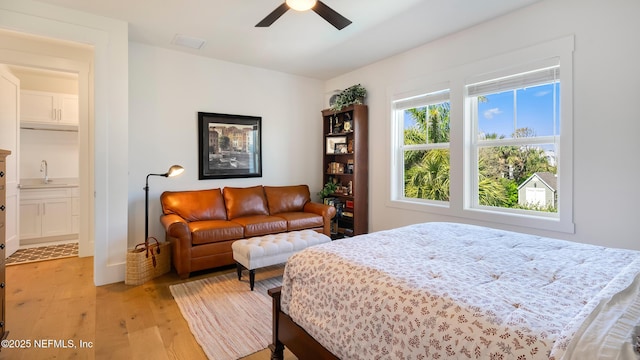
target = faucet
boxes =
[40,160,49,183]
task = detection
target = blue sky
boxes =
[478,83,559,139]
[403,82,560,140]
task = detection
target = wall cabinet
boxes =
[20,90,78,126]
[322,104,368,238]
[19,187,77,242]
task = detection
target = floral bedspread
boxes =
[281,222,640,360]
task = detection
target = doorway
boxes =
[0,30,94,260]
[9,65,81,254]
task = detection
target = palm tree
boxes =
[405,149,450,201]
[403,104,451,200]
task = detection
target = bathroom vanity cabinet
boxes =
[19,186,79,243]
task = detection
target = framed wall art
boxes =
[197,112,262,180]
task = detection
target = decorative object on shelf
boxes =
[329,84,367,111]
[345,160,354,174]
[326,136,346,154]
[198,112,262,180]
[327,162,344,174]
[334,143,348,154]
[319,181,338,199]
[343,119,352,132]
[144,165,184,241]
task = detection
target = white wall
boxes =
[20,130,78,179]
[325,0,640,250]
[128,43,324,247]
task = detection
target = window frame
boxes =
[388,36,575,233]
[392,89,451,206]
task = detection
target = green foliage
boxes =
[405,104,450,144]
[318,181,338,199]
[500,178,519,207]
[403,104,451,201]
[402,104,556,211]
[330,84,367,111]
[512,202,558,213]
[477,178,509,206]
[404,149,450,201]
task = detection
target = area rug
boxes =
[5,242,78,266]
[169,265,284,360]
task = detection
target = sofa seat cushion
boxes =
[231,215,287,237]
[189,220,244,245]
[275,212,323,231]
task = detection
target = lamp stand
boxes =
[144,165,184,242]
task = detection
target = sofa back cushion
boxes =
[223,186,269,219]
[264,185,310,215]
[160,189,227,222]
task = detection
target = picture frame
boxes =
[198,112,262,180]
[326,136,347,154]
[334,143,348,154]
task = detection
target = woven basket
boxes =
[125,237,171,285]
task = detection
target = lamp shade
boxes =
[166,165,184,177]
[286,0,317,11]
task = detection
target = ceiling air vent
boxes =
[171,34,206,50]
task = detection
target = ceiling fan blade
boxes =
[312,1,352,30]
[256,2,289,27]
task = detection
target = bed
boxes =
[268,222,640,359]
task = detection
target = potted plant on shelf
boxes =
[330,84,367,111]
[318,181,338,199]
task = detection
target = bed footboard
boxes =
[268,286,339,360]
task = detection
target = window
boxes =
[392,90,450,204]
[467,63,560,215]
[389,36,574,233]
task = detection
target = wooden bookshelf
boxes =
[321,105,368,238]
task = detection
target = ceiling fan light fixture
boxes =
[286,0,317,11]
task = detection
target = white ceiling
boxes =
[35,0,540,80]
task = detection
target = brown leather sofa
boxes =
[159,185,336,279]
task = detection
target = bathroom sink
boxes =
[19,178,78,189]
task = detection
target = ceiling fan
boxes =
[256,0,352,30]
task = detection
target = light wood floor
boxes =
[1,256,296,360]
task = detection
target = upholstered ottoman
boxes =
[232,230,331,290]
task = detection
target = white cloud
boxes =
[484,108,502,119]
[535,90,551,97]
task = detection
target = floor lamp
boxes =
[145,165,184,240]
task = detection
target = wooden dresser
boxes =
[0,149,9,342]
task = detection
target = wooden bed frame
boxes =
[268,286,338,360]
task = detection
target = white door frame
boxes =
[0,50,93,258]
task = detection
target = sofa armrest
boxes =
[160,214,189,238]
[303,202,336,236]
[160,214,192,278]
[303,201,336,219]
